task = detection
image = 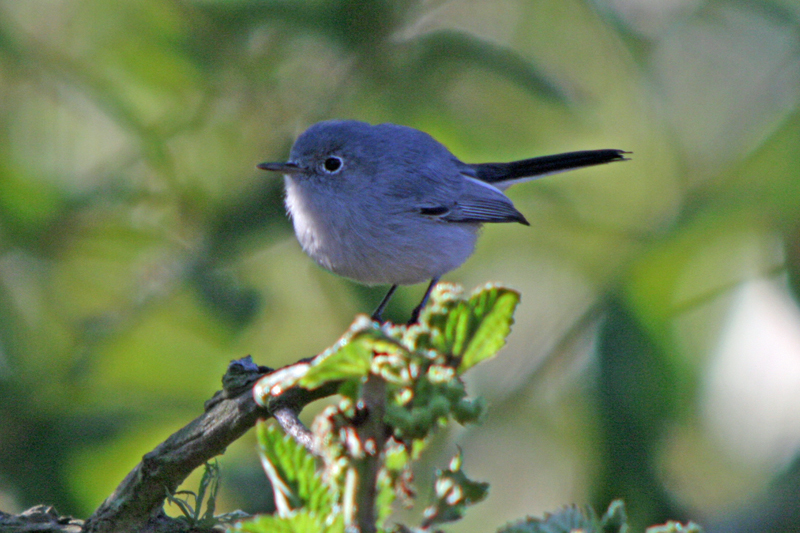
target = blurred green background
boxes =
[1,0,799,531]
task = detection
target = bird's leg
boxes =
[371,284,398,323]
[408,278,439,325]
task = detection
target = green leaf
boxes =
[199,461,220,521]
[165,490,196,522]
[300,326,406,389]
[418,283,520,372]
[376,467,397,525]
[296,316,378,389]
[421,451,489,527]
[165,461,223,526]
[498,507,597,533]
[298,334,373,389]
[254,317,405,404]
[232,510,345,533]
[256,422,332,515]
[498,500,633,533]
[458,286,520,371]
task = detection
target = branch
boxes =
[354,374,387,533]
[0,505,83,533]
[83,357,340,533]
[273,406,317,455]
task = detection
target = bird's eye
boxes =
[322,156,343,173]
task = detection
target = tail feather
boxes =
[472,149,629,185]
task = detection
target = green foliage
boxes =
[499,499,694,533]
[420,451,489,528]
[165,461,248,528]
[499,501,617,533]
[255,423,333,515]
[240,283,517,532]
[498,500,701,533]
[255,283,520,401]
[300,325,394,391]
[234,511,345,533]
[414,283,521,372]
[500,508,597,533]
[241,285,701,532]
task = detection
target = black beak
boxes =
[257,161,302,173]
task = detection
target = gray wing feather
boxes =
[423,175,529,225]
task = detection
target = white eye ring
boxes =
[321,156,343,173]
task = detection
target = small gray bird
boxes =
[258,120,627,323]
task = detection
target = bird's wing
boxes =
[418,175,529,225]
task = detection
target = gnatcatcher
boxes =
[258,120,627,323]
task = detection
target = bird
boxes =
[258,120,627,324]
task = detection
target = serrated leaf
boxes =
[498,506,597,533]
[232,510,344,533]
[458,287,520,371]
[256,422,332,515]
[419,284,519,372]
[299,321,408,390]
[298,335,373,389]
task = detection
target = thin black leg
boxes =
[371,284,398,323]
[408,278,439,325]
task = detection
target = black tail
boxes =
[472,149,629,184]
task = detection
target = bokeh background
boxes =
[1,0,799,531]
